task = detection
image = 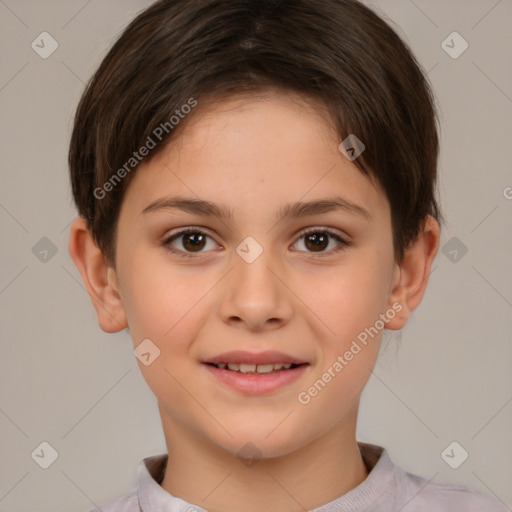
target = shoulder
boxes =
[83,487,139,512]
[393,467,508,511]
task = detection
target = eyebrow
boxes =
[141,195,371,221]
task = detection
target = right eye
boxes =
[163,228,220,258]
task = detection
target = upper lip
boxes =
[203,350,308,365]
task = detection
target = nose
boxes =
[217,243,294,332]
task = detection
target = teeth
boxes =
[214,362,298,373]
[239,363,257,373]
[256,364,274,373]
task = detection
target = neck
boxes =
[159,409,368,512]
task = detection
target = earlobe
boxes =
[385,216,440,330]
[68,217,128,333]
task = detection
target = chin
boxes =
[212,423,309,461]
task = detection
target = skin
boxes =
[69,90,439,512]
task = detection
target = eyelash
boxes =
[162,227,350,259]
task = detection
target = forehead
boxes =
[121,91,388,224]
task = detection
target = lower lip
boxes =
[202,363,309,395]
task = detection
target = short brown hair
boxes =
[69,0,441,266]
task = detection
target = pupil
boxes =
[306,233,328,252]
[184,233,205,251]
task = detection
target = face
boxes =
[112,91,400,459]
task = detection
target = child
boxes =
[67,0,507,510]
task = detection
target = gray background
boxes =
[0,1,511,511]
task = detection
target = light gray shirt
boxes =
[86,442,508,511]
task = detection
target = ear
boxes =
[68,217,128,333]
[385,216,440,330]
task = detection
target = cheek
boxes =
[117,248,201,340]
[295,264,386,423]
[118,257,208,413]
[295,249,391,407]
[300,254,391,339]
[117,250,220,397]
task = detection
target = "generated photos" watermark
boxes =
[94,97,198,200]
[297,301,402,405]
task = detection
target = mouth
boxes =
[202,351,310,395]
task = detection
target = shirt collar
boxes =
[137,454,208,512]
[137,442,395,512]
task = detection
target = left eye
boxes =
[292,229,348,254]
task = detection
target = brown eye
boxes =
[181,232,207,252]
[293,229,348,255]
[304,232,329,252]
[164,228,218,257]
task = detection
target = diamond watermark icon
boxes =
[237,442,262,468]
[441,32,468,59]
[134,338,161,366]
[441,441,469,469]
[338,134,365,161]
[442,236,468,263]
[31,32,59,59]
[31,441,59,469]
[236,236,263,264]
[32,237,58,263]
